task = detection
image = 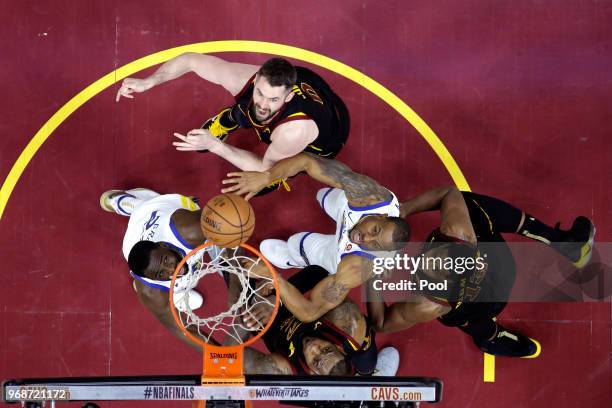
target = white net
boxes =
[171,246,277,345]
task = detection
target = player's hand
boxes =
[248,259,273,279]
[243,280,276,329]
[399,202,413,218]
[116,78,154,101]
[242,300,274,329]
[173,129,219,152]
[236,257,273,280]
[257,280,275,297]
[221,171,271,201]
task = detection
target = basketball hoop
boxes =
[168,242,280,398]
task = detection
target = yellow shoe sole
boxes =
[521,337,542,359]
[99,190,122,212]
[574,224,596,269]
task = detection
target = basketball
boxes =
[200,193,255,248]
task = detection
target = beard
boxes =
[252,102,275,122]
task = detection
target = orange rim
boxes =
[168,241,280,348]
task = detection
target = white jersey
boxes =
[123,194,216,292]
[334,191,401,266]
[311,187,400,273]
[268,188,401,276]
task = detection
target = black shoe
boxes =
[474,325,541,358]
[552,216,596,268]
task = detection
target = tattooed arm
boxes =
[222,153,391,206]
[324,300,365,339]
[244,348,293,375]
[268,255,374,323]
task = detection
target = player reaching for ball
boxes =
[100,188,398,374]
[117,55,350,196]
[99,188,254,349]
[222,153,411,323]
[234,265,400,376]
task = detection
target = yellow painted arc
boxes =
[0,39,484,381]
[0,40,470,219]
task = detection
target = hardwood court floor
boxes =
[1,1,610,407]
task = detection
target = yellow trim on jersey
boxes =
[362,333,372,350]
[287,112,307,118]
[307,144,323,151]
[292,85,304,96]
[180,195,197,211]
[180,196,189,210]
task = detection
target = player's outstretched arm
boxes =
[399,186,456,217]
[370,299,450,332]
[273,256,371,323]
[366,282,450,332]
[134,280,203,351]
[116,53,259,101]
[222,153,392,205]
[244,349,293,375]
[173,129,269,171]
[174,120,318,172]
[400,186,476,244]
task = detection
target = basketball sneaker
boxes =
[260,239,307,269]
[551,216,596,268]
[372,347,400,376]
[474,324,541,358]
[201,107,238,143]
[100,188,160,216]
[99,190,124,212]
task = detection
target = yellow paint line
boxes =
[1,40,470,221]
[484,353,495,382]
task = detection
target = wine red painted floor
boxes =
[1,1,610,407]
